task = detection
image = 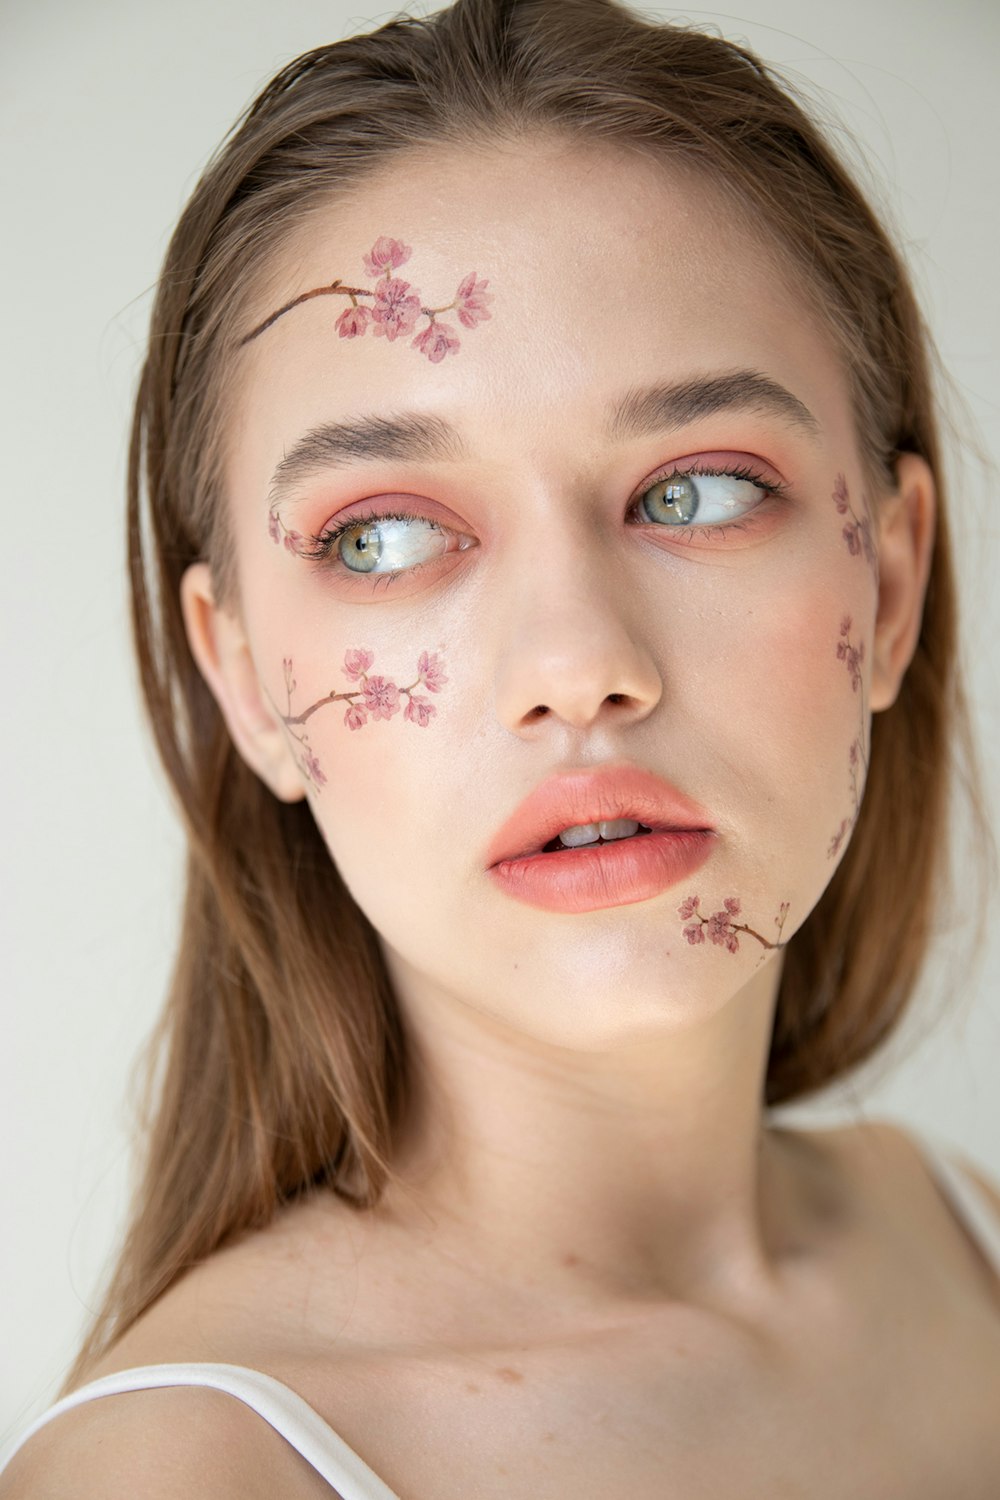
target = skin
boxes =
[180,137,936,1330]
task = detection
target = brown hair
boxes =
[64,0,991,1391]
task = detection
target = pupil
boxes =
[343,526,381,573]
[656,476,697,524]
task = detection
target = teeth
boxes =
[557,818,641,848]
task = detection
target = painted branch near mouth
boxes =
[677,895,791,955]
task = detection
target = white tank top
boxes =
[2,1127,998,1497]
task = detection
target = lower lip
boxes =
[487,829,715,914]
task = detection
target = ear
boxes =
[869,452,936,713]
[179,562,307,803]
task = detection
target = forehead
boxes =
[229,138,854,483]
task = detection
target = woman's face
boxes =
[215,139,886,1048]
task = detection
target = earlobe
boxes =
[179,562,307,803]
[869,452,936,713]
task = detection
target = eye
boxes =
[303,507,467,578]
[634,464,782,531]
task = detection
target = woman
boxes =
[2,0,998,1493]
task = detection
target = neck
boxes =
[378,954,805,1324]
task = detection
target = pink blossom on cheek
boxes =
[343,647,375,681]
[403,692,436,727]
[684,924,705,945]
[417,650,449,693]
[833,473,850,514]
[345,702,369,731]
[303,747,327,786]
[677,895,700,921]
[362,675,401,720]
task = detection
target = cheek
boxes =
[265,616,457,893]
[689,556,875,877]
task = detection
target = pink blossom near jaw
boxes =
[677,896,790,955]
[239,235,493,360]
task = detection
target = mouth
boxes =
[483,762,715,873]
[537,823,656,854]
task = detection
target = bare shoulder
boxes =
[836,1114,1000,1304]
[0,1210,355,1500]
[0,1382,332,1500]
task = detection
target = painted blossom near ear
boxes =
[240,234,493,361]
[677,895,790,955]
[827,615,870,858]
[833,471,878,586]
[278,649,449,792]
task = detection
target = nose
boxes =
[493,521,663,736]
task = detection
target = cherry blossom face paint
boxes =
[241,234,492,363]
[276,647,449,792]
[222,140,885,1049]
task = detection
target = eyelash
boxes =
[297,461,790,588]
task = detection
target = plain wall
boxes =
[2,0,998,1441]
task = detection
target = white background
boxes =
[1,0,998,1442]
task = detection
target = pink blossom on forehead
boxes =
[239,235,493,360]
[363,236,412,277]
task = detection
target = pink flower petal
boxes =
[412,321,461,363]
[371,277,422,340]
[417,650,449,692]
[335,304,370,338]
[362,236,412,278]
[343,648,375,681]
[363,675,400,720]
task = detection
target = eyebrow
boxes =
[267,369,820,509]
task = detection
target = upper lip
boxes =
[484,762,715,867]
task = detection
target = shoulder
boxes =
[0,1204,366,1500]
[844,1114,1000,1302]
[0,1382,301,1500]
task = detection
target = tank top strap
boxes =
[0,1361,402,1499]
[909,1129,1000,1278]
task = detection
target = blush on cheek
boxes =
[273,646,450,793]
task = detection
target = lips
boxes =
[484,762,715,868]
